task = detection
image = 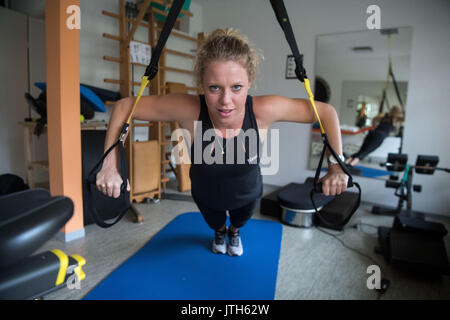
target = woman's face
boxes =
[202,60,250,128]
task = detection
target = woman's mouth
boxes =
[218,108,234,117]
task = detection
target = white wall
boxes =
[0,8,28,180]
[194,0,450,216]
[0,8,48,184]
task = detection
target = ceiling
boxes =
[9,0,47,19]
[316,27,413,61]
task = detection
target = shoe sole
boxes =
[212,242,226,255]
[227,246,243,257]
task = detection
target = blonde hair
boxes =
[389,105,404,121]
[194,28,262,88]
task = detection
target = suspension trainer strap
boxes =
[269,0,324,135]
[389,67,404,109]
[270,0,361,227]
[86,0,186,228]
[269,0,305,82]
[380,34,404,114]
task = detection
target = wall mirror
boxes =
[309,27,412,171]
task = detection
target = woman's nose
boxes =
[220,89,232,105]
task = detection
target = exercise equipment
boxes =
[376,216,450,276]
[24,83,105,137]
[261,178,360,231]
[372,153,448,217]
[84,212,282,300]
[0,189,86,299]
[0,174,29,196]
[372,153,450,276]
[23,91,48,137]
[86,0,186,228]
[278,182,334,228]
[267,0,361,230]
[34,82,106,113]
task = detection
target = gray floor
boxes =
[37,182,450,300]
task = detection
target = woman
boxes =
[96,29,348,256]
[345,106,404,167]
[355,101,368,128]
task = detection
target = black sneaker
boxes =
[212,228,227,254]
[227,229,243,256]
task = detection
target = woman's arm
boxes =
[253,95,348,196]
[254,95,342,157]
[98,93,199,198]
[371,114,382,128]
[104,94,199,152]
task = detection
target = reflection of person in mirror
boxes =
[345,106,404,167]
[355,101,368,128]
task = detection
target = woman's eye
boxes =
[232,85,242,91]
[209,86,219,92]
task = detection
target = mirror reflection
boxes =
[309,27,412,172]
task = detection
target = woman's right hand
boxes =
[96,165,130,198]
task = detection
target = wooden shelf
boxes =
[101,0,200,198]
[30,160,49,171]
[34,181,50,189]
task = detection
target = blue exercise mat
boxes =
[353,165,390,178]
[34,82,106,112]
[84,212,282,300]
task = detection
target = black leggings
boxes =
[351,131,386,161]
[194,197,259,231]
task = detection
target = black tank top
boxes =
[189,95,263,210]
[374,115,395,138]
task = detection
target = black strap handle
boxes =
[310,134,361,228]
[312,134,354,191]
[310,181,362,228]
[86,141,130,228]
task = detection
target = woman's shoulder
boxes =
[251,94,280,110]
[160,93,201,123]
[251,95,285,129]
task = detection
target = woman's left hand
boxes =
[320,165,349,196]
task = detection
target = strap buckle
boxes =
[294,55,307,82]
[119,123,130,143]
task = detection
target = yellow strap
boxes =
[303,78,325,134]
[125,76,150,126]
[70,254,87,282]
[51,249,69,286]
